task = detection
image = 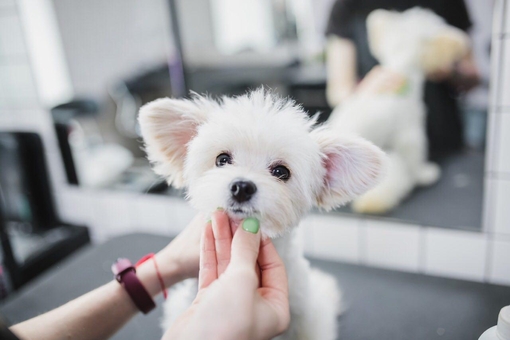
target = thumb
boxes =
[230,217,261,270]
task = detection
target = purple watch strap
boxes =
[112,259,155,314]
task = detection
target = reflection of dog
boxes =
[328,8,470,214]
[139,89,385,339]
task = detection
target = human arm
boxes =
[10,213,205,340]
[163,211,290,340]
[326,36,358,107]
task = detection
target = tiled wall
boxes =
[1,0,510,285]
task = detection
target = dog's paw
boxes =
[352,193,395,214]
[416,163,441,186]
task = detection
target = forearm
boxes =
[11,280,137,340]
[10,257,181,340]
[326,36,357,107]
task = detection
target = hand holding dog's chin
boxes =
[154,213,205,288]
[162,212,290,340]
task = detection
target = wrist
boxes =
[136,261,163,298]
[137,253,183,297]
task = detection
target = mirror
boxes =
[20,0,492,232]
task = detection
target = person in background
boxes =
[325,0,480,158]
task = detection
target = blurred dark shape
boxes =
[0,132,90,294]
[51,99,100,186]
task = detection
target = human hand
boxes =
[450,57,480,92]
[426,65,454,82]
[162,211,290,340]
[356,66,408,96]
[156,213,205,284]
[426,55,480,91]
[137,213,205,296]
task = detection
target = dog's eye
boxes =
[271,165,290,181]
[216,153,232,167]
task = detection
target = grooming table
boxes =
[1,233,509,340]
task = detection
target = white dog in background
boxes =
[328,8,470,214]
[139,89,385,339]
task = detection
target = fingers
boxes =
[230,218,261,270]
[198,221,217,290]
[211,211,232,277]
[258,237,287,295]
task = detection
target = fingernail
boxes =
[242,218,259,234]
[216,207,223,211]
[206,219,212,224]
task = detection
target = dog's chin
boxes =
[225,205,258,221]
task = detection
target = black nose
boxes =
[230,180,257,203]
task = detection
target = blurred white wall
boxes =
[52,0,173,99]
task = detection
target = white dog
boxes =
[328,8,470,214]
[139,89,385,339]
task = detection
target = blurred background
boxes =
[0,0,503,304]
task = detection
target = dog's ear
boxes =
[421,28,469,74]
[138,97,209,188]
[366,9,396,62]
[311,128,386,210]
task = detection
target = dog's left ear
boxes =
[138,97,209,188]
[366,9,396,62]
[311,128,386,210]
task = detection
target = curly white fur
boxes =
[139,88,385,339]
[328,7,470,214]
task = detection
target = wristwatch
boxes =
[111,258,156,314]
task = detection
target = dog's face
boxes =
[139,90,385,238]
[367,8,469,73]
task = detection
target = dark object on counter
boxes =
[0,132,90,292]
[51,99,99,186]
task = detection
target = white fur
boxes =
[328,8,469,214]
[139,88,385,339]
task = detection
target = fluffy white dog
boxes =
[328,8,470,214]
[139,89,385,339]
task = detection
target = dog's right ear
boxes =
[421,27,469,75]
[138,97,209,188]
[311,127,386,210]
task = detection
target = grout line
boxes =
[358,219,367,265]
[484,232,495,283]
[501,0,508,37]
[482,178,495,233]
[485,171,510,181]
[418,226,427,274]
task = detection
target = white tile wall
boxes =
[310,215,361,263]
[424,228,488,281]
[133,194,175,233]
[364,220,422,271]
[500,40,510,108]
[485,106,499,172]
[297,215,315,255]
[57,186,95,226]
[505,0,510,34]
[133,195,196,236]
[493,0,505,35]
[489,238,510,285]
[495,113,510,173]
[494,178,510,234]
[88,191,140,242]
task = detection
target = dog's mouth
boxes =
[226,204,259,218]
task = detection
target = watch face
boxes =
[111,258,133,276]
